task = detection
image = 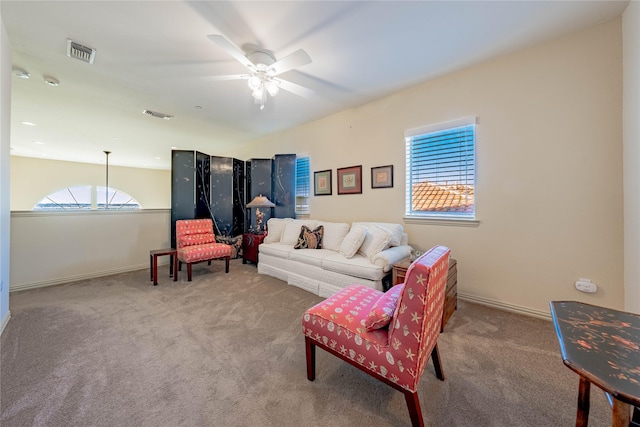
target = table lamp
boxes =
[246,194,275,234]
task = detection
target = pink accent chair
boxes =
[302,245,451,427]
[174,219,231,282]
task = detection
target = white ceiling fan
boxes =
[207,34,313,110]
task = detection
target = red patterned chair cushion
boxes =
[178,243,231,263]
[364,284,404,331]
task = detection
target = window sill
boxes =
[403,216,480,227]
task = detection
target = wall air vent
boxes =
[66,39,96,64]
[143,109,173,120]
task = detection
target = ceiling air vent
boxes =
[66,39,96,64]
[143,109,173,120]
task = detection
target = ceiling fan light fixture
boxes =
[252,86,265,100]
[247,75,262,91]
[266,80,280,97]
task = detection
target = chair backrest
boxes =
[388,245,450,390]
[175,219,217,249]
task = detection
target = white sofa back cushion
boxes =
[318,221,351,252]
[353,222,404,247]
[358,226,391,259]
[281,219,318,245]
[264,218,293,243]
[339,225,368,258]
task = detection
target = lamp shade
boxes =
[246,194,275,208]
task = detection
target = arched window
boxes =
[33,185,141,210]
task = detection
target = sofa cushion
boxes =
[358,226,391,259]
[281,220,318,245]
[317,221,351,252]
[353,222,404,247]
[338,225,367,258]
[258,242,292,260]
[264,218,292,244]
[364,284,404,330]
[322,253,384,281]
[294,225,324,249]
[289,248,335,268]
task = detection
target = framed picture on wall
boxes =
[314,170,332,196]
[371,165,393,189]
[337,165,362,195]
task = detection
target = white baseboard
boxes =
[9,263,149,292]
[458,292,551,321]
[1,310,11,335]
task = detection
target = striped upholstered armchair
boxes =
[302,245,451,427]
[174,219,231,282]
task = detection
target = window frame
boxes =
[33,185,141,211]
[404,116,479,226]
[295,156,310,215]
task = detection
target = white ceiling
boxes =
[2,0,628,170]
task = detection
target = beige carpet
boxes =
[1,259,611,426]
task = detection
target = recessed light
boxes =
[195,105,202,109]
[33,141,44,145]
[12,67,30,79]
[155,157,161,160]
[21,121,36,126]
[43,76,60,86]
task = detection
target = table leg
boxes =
[169,255,174,277]
[149,254,153,281]
[612,399,630,427]
[577,376,590,427]
[153,254,159,286]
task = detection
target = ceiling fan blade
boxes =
[207,34,255,70]
[204,74,250,81]
[269,49,312,76]
[275,78,314,98]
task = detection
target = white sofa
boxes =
[257,218,412,297]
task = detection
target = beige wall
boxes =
[231,19,625,316]
[10,210,171,290]
[623,2,640,314]
[10,156,170,210]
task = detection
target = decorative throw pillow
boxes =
[339,225,367,258]
[364,284,404,331]
[358,226,391,259]
[294,225,324,249]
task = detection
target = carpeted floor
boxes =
[1,259,611,426]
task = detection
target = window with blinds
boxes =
[405,117,476,219]
[295,156,310,214]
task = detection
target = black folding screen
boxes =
[171,151,296,247]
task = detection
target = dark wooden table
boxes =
[550,301,640,427]
[149,248,176,285]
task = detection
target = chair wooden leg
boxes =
[225,256,230,273]
[431,343,445,381]
[305,336,316,381]
[403,390,424,427]
[187,263,192,281]
[208,260,211,265]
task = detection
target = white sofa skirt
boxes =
[258,253,383,298]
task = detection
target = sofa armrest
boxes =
[373,245,412,272]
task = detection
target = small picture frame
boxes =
[314,170,332,196]
[371,165,393,189]
[337,165,362,195]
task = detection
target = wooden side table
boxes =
[149,248,176,286]
[243,233,266,265]
[392,258,458,332]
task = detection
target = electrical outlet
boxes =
[575,278,597,293]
